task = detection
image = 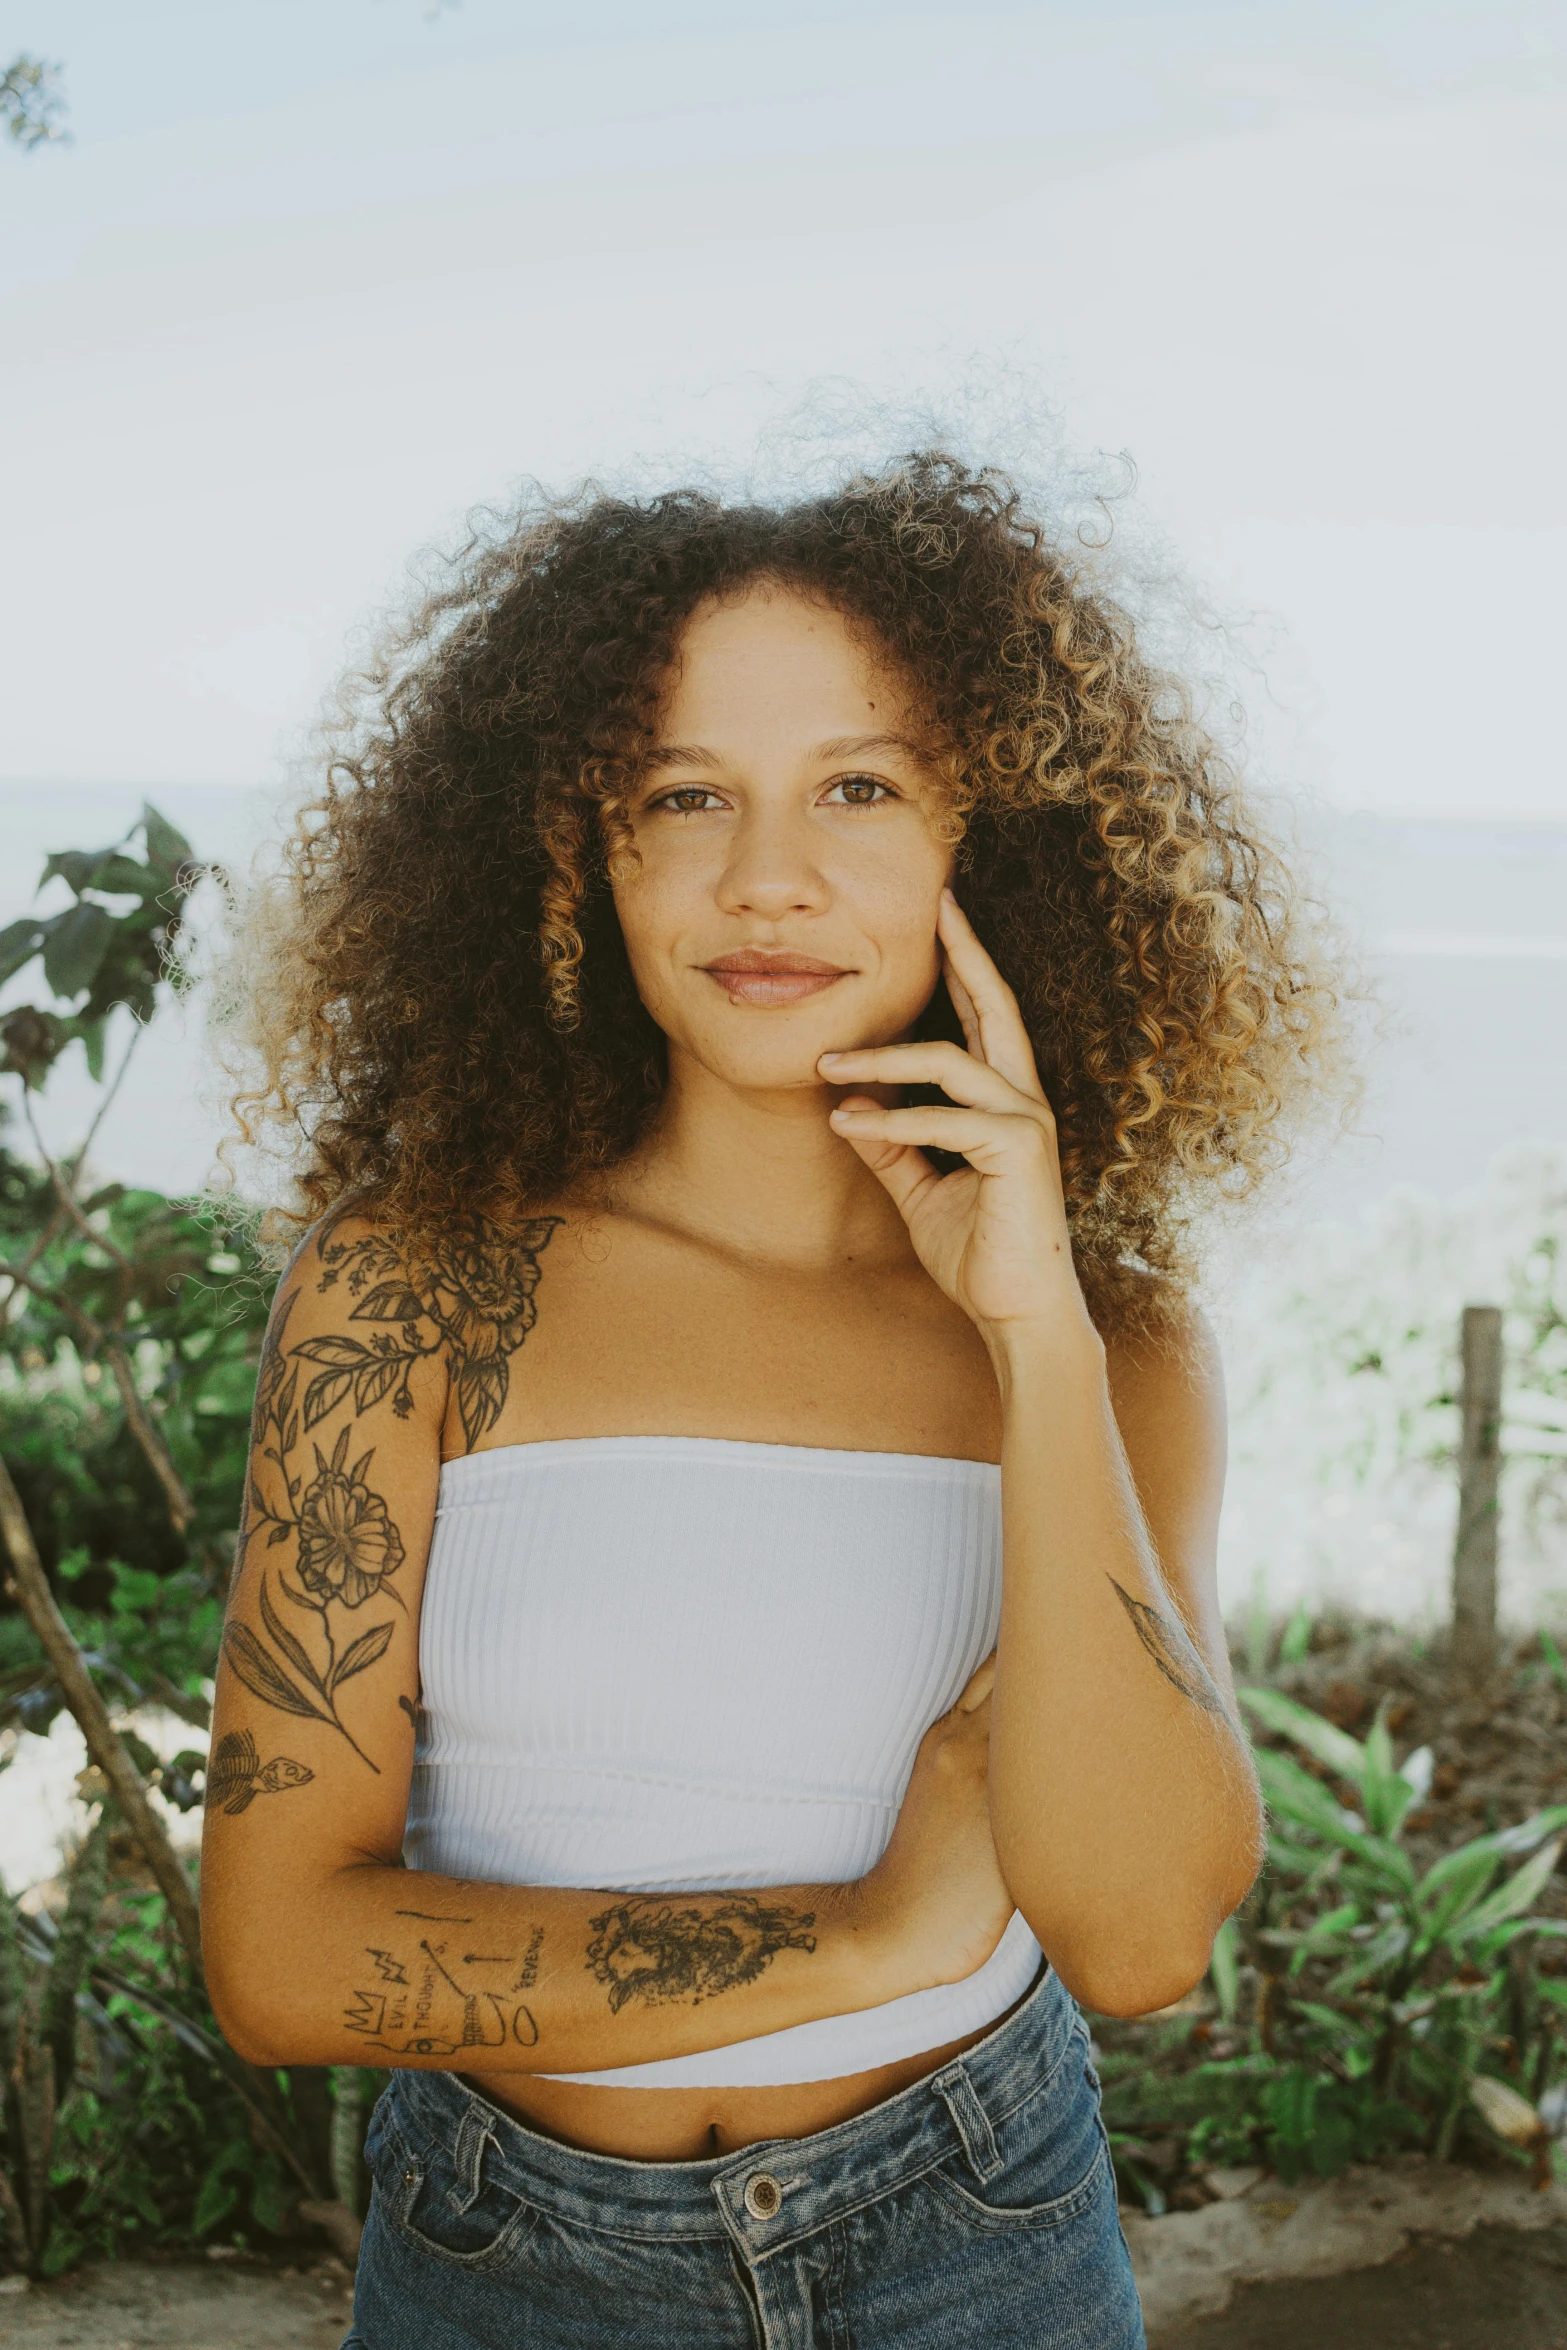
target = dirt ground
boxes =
[0,2254,355,2348]
[1157,2222,1567,2349]
[4,2223,1567,2347]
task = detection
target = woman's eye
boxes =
[824,774,896,806]
[654,788,724,814]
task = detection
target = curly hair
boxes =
[219,453,1344,1322]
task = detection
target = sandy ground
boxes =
[3,2162,1565,2347]
[0,2255,355,2348]
[1160,2224,1567,2349]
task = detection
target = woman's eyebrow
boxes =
[812,733,923,762]
[642,731,923,774]
[643,742,725,772]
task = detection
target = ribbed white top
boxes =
[404,1437,1041,2086]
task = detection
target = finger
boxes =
[943,958,982,1056]
[937,892,1045,1101]
[829,1099,1047,1160]
[819,1041,1043,1119]
[835,1127,949,1223]
[958,1654,997,1711]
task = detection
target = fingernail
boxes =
[818,1051,843,1065]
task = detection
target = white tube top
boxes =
[403,1436,1041,2086]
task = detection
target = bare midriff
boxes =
[462,2013,1006,2161]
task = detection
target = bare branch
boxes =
[0,1250,196,1536]
[0,1451,204,1981]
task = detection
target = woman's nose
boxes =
[715,811,829,918]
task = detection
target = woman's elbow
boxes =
[1058,1945,1212,2021]
[1026,1889,1255,2021]
[203,1908,315,2067]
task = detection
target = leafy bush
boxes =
[1099,1679,1567,2206]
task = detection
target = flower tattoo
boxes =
[224,1214,559,1774]
[295,1434,405,1606]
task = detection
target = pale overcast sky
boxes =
[2,0,1564,818]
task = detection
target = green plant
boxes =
[0,1810,111,2271]
[0,807,375,2275]
[1239,1685,1567,2176]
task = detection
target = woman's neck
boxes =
[610,1049,908,1272]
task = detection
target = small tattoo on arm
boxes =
[1108,1578,1230,1721]
[343,1935,539,2056]
[516,1925,544,1991]
[204,1730,314,1814]
[585,1895,818,2014]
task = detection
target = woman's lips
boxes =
[701,953,851,1007]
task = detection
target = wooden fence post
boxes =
[1452,1304,1504,1675]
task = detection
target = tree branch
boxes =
[0,1450,205,1983]
[0,1248,196,1538]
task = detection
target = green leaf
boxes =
[1419,1808,1567,1936]
[82,852,162,899]
[1241,1687,1368,1789]
[1455,1839,1562,1941]
[73,1014,107,1082]
[1278,1601,1315,1665]
[41,900,113,997]
[1256,1748,1364,1843]
[193,2144,247,2237]
[1209,1916,1240,2023]
[1417,1842,1503,1939]
[0,915,43,982]
[41,846,117,895]
[1361,1700,1418,1839]
[141,801,194,876]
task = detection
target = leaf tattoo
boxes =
[1108,1578,1231,1721]
[205,1729,314,1815]
[310,1213,562,1450]
[226,1214,556,1771]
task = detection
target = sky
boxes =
[3,0,1565,819]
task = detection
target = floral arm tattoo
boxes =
[223,1214,561,1773]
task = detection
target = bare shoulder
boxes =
[1103,1281,1224,1428]
[265,1203,568,1453]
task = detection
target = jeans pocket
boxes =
[930,2022,1115,2232]
[370,2110,539,2273]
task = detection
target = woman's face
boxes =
[613,585,953,1094]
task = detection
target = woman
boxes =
[203,456,1333,2349]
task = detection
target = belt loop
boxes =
[449,2103,499,2214]
[932,2060,1003,2184]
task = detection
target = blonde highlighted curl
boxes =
[222,455,1345,1323]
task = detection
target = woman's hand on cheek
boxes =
[819,892,1095,1357]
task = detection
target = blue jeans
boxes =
[344,1964,1144,2348]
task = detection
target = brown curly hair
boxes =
[220,453,1343,1318]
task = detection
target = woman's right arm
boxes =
[201,1216,1008,2077]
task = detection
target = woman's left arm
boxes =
[820,891,1263,2018]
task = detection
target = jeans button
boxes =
[743,2172,783,2221]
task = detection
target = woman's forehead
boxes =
[656,586,923,745]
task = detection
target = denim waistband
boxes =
[382,1960,1081,2257]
